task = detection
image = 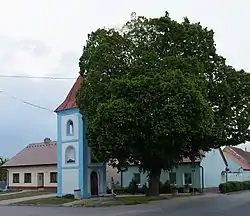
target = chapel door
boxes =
[90,171,98,196]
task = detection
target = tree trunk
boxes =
[146,168,161,196]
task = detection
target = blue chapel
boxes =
[54,75,106,198]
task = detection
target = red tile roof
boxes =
[54,75,83,112]
[223,146,250,170]
[2,141,57,167]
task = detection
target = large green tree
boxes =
[76,12,250,196]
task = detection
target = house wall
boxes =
[106,165,120,188]
[200,149,226,189]
[122,164,201,189]
[7,165,57,190]
[223,154,250,181]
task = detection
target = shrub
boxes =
[128,179,138,195]
[219,181,250,194]
[159,181,171,194]
[62,194,75,199]
[243,181,250,190]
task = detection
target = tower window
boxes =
[65,146,76,163]
[66,120,74,136]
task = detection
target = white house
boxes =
[2,138,57,191]
[2,136,120,192]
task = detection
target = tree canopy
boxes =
[76,12,250,196]
[0,157,8,181]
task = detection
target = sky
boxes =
[1,0,250,157]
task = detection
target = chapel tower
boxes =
[54,75,106,198]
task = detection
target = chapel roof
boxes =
[54,75,83,112]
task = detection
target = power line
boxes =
[0,75,76,80]
[0,90,54,112]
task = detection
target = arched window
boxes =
[65,146,76,163]
[66,120,74,136]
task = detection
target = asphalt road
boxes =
[0,192,250,216]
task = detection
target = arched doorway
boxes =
[90,171,98,196]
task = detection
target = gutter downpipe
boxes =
[199,165,204,193]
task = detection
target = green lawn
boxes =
[12,196,75,205]
[0,190,21,194]
[0,191,53,201]
[83,196,168,207]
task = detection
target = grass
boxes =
[82,195,168,207]
[0,190,21,194]
[0,191,53,201]
[12,196,75,205]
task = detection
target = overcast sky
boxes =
[0,0,250,157]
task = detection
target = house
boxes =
[1,137,119,191]
[55,75,119,198]
[223,146,250,181]
[121,148,228,192]
[2,138,57,191]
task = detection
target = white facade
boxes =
[59,112,81,195]
[106,165,120,188]
[61,168,79,194]
[7,165,57,189]
[200,149,227,188]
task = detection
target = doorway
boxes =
[90,171,98,196]
[37,173,44,188]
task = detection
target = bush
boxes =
[128,179,139,195]
[107,186,146,195]
[243,181,250,190]
[62,194,75,199]
[219,181,250,194]
[159,181,171,194]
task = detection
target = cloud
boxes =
[0,36,78,157]
[1,0,250,159]
[0,77,75,157]
[52,50,80,76]
[18,39,52,56]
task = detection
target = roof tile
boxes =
[55,75,83,112]
[223,146,250,170]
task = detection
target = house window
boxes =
[13,173,20,183]
[66,120,74,136]
[184,172,192,185]
[65,146,76,163]
[50,172,57,183]
[133,173,141,185]
[169,172,176,184]
[24,173,32,183]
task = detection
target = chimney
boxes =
[44,137,51,144]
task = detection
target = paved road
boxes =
[0,192,250,216]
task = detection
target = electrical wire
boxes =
[0,74,77,111]
[0,75,76,80]
[0,90,54,112]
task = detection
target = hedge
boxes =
[107,180,200,195]
[219,181,250,193]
